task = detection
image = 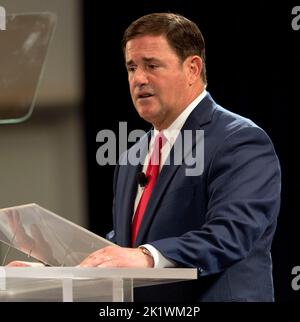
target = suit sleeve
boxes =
[149,126,281,276]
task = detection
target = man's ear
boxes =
[187,56,202,85]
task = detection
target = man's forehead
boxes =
[126,35,168,52]
[125,35,173,61]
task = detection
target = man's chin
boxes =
[136,106,157,122]
[138,113,155,124]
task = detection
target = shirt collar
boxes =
[153,89,207,144]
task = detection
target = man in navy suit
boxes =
[80,13,281,301]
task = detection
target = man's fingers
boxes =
[80,249,114,267]
[79,247,152,268]
[97,260,115,268]
[80,255,110,267]
[6,261,31,267]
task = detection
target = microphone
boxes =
[137,172,148,187]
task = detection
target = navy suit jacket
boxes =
[108,93,281,301]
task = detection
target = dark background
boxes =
[82,0,300,302]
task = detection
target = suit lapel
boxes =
[117,132,150,246]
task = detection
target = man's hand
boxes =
[6,261,45,267]
[79,245,154,268]
[6,261,31,267]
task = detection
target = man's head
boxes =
[123,13,207,130]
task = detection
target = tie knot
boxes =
[154,131,166,150]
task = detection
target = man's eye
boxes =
[148,64,157,69]
[127,66,136,72]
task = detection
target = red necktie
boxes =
[131,132,166,246]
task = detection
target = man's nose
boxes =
[132,67,148,86]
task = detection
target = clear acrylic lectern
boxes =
[0,204,197,301]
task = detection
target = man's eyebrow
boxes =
[126,59,135,66]
[126,57,161,66]
[142,57,162,63]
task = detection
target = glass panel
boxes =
[0,13,56,124]
[0,204,113,266]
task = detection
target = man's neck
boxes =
[154,83,206,131]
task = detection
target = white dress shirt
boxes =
[133,89,207,268]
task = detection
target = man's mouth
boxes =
[137,93,154,99]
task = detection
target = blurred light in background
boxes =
[0,0,86,243]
